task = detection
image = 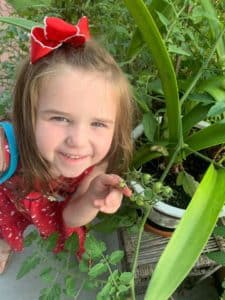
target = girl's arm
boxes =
[62,166,131,227]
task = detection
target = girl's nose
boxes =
[65,126,86,147]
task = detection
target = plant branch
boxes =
[160,144,181,182]
[180,26,225,106]
[130,204,152,299]
[187,147,225,169]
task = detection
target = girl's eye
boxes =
[91,121,107,128]
[51,116,70,123]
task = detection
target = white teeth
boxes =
[63,153,81,159]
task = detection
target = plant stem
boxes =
[101,254,119,289]
[188,147,225,169]
[130,204,152,299]
[74,279,86,300]
[160,144,181,182]
[180,26,225,106]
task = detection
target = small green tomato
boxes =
[142,173,152,185]
[119,179,127,189]
[153,181,163,193]
[163,186,173,197]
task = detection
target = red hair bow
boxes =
[30,16,90,64]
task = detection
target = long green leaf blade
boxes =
[145,164,225,299]
[123,0,180,145]
[185,123,225,152]
[0,16,40,30]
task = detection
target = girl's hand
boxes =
[87,174,132,214]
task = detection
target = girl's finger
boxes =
[99,174,132,197]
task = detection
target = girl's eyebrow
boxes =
[40,109,72,117]
[93,118,115,124]
[40,110,115,123]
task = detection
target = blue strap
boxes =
[0,121,19,184]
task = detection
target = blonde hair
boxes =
[13,40,134,192]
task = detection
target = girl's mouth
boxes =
[59,152,88,162]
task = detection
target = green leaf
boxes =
[213,226,225,238]
[127,28,144,59]
[39,284,61,300]
[156,11,170,27]
[168,45,191,57]
[64,275,76,296]
[24,230,39,247]
[118,284,130,293]
[124,0,180,145]
[88,262,108,278]
[79,258,89,272]
[185,123,225,154]
[108,250,124,265]
[97,281,112,299]
[0,16,40,31]
[17,255,40,279]
[145,164,225,299]
[207,102,225,117]
[207,251,225,265]
[176,171,199,197]
[44,232,58,251]
[142,111,157,142]
[119,272,133,284]
[182,103,212,135]
[85,234,106,259]
[40,267,54,282]
[200,0,225,65]
[64,233,79,253]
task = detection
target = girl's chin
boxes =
[50,167,85,178]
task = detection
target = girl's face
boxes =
[35,66,117,178]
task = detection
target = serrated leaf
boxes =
[85,234,106,259]
[83,280,99,290]
[24,230,39,247]
[156,11,170,27]
[97,281,112,298]
[39,284,61,300]
[119,272,133,284]
[207,251,225,265]
[108,250,124,265]
[142,111,157,142]
[79,259,89,272]
[118,284,130,293]
[88,262,108,278]
[40,267,54,282]
[65,275,76,296]
[17,255,40,279]
[64,233,79,253]
[213,226,225,238]
[109,269,119,282]
[176,171,199,197]
[44,232,59,251]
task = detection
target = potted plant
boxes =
[122,0,225,299]
[1,1,225,299]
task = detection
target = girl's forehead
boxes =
[37,66,119,118]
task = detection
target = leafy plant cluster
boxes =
[18,230,133,300]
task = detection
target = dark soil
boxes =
[142,150,211,209]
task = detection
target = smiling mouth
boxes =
[60,152,87,160]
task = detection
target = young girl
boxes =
[0,16,134,273]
